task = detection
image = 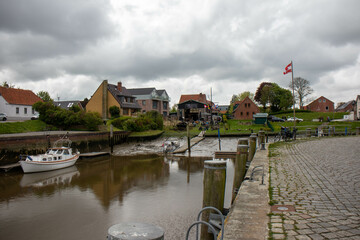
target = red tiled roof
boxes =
[0,86,42,105]
[179,93,207,104]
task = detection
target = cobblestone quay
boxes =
[269,137,360,240]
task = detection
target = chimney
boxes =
[117,82,122,91]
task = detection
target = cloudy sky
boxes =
[1,0,360,107]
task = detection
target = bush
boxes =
[109,105,120,118]
[111,116,132,129]
[120,111,164,132]
[33,101,102,131]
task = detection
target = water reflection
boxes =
[0,154,210,240]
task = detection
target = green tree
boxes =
[109,105,120,118]
[269,84,293,112]
[254,82,273,110]
[238,91,255,101]
[1,81,15,88]
[37,91,53,102]
[170,104,178,113]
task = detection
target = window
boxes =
[163,102,168,109]
[240,112,243,116]
[163,111,167,117]
[123,109,129,115]
[142,100,146,106]
[24,108,27,114]
[326,106,329,110]
[153,101,158,109]
[247,112,249,116]
[319,99,322,103]
[67,103,73,108]
[32,108,35,114]
[16,107,19,114]
[323,99,326,103]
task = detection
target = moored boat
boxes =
[19,137,80,173]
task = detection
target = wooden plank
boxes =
[79,152,110,158]
[0,162,21,172]
[214,151,236,159]
[173,136,204,154]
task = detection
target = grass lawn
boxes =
[0,120,49,134]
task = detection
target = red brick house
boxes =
[233,96,260,120]
[304,96,334,112]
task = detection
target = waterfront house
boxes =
[86,80,141,119]
[177,93,213,121]
[304,96,334,112]
[127,88,170,117]
[233,96,260,120]
[0,86,42,120]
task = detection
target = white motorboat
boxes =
[162,138,180,153]
[19,138,80,173]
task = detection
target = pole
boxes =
[218,128,221,150]
[187,123,191,155]
[291,61,296,133]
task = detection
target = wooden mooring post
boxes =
[233,144,248,202]
[248,133,257,162]
[201,160,226,240]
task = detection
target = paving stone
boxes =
[297,229,314,235]
[295,235,312,240]
[272,233,286,239]
[272,227,284,234]
[308,234,325,240]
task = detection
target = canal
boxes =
[0,137,238,239]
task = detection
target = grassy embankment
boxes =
[1,112,359,137]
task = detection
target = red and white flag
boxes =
[283,62,292,75]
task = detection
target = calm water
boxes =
[0,154,213,240]
[0,137,238,240]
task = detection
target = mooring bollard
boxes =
[345,127,348,136]
[233,144,248,202]
[107,222,164,240]
[248,133,257,162]
[258,130,265,147]
[356,127,360,136]
[202,160,226,240]
[237,137,249,146]
[306,128,311,138]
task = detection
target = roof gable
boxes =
[179,93,207,104]
[0,86,42,105]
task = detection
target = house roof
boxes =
[54,101,83,110]
[335,100,355,111]
[233,96,258,111]
[107,84,142,109]
[179,93,207,104]
[308,96,334,105]
[127,88,155,95]
[0,86,42,105]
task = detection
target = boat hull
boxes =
[19,156,79,173]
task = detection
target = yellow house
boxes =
[86,80,141,119]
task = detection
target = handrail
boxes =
[195,206,224,240]
[186,221,217,240]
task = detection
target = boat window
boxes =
[64,149,70,155]
[48,157,52,160]
[42,158,47,161]
[56,149,63,154]
[53,157,57,160]
[58,156,62,160]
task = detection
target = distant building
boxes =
[86,80,141,119]
[177,93,213,121]
[127,88,170,117]
[356,95,360,120]
[54,100,85,111]
[233,97,260,120]
[218,105,229,115]
[304,96,334,112]
[335,100,355,113]
[0,86,42,120]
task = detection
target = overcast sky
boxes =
[1,0,360,107]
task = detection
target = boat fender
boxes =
[27,156,33,161]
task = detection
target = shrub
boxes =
[111,116,132,129]
[109,105,120,118]
[120,111,164,132]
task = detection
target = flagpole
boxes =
[291,61,296,133]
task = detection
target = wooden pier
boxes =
[172,136,205,154]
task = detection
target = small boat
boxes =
[19,137,80,173]
[162,138,180,153]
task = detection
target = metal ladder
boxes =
[186,206,225,240]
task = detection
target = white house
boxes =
[0,86,42,120]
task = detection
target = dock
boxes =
[214,151,237,159]
[173,136,205,154]
[0,162,21,172]
[79,152,110,158]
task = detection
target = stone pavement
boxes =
[269,137,360,240]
